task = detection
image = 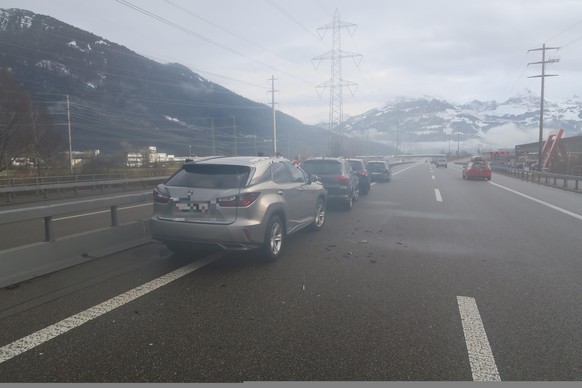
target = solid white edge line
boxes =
[0,253,222,364]
[457,296,501,381]
[488,181,582,221]
[392,163,422,176]
[434,188,443,202]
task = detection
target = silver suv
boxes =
[150,156,327,261]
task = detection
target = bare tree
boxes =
[28,103,66,176]
[0,68,32,173]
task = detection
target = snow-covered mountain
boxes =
[340,93,582,152]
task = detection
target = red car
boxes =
[462,161,492,180]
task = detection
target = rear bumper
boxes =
[149,216,266,250]
[325,187,352,201]
[369,174,391,181]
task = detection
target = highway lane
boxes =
[0,162,581,381]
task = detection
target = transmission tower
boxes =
[313,9,362,156]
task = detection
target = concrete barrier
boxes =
[0,220,151,289]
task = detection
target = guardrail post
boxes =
[111,205,119,227]
[563,178,567,188]
[576,179,579,191]
[44,216,53,241]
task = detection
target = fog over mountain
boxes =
[339,93,582,153]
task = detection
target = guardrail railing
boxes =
[0,173,124,188]
[492,166,581,191]
[0,191,153,242]
[0,175,167,203]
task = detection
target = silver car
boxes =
[150,156,327,261]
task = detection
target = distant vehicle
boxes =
[347,158,371,195]
[470,156,485,163]
[302,157,359,210]
[435,158,448,168]
[366,160,392,182]
[150,156,327,261]
[462,161,492,180]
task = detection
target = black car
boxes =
[366,160,392,182]
[347,158,371,195]
[302,157,359,210]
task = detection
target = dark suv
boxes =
[347,158,371,195]
[366,160,392,182]
[302,157,359,210]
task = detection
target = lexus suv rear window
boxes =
[165,164,250,189]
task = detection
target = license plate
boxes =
[176,201,211,213]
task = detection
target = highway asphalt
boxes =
[0,162,581,382]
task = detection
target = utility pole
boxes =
[211,117,216,155]
[528,43,559,170]
[313,9,362,157]
[366,128,369,156]
[396,125,399,153]
[232,115,237,156]
[66,95,73,174]
[457,132,460,157]
[268,75,278,155]
[253,129,258,156]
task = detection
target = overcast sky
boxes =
[4,0,582,125]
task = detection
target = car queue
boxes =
[150,155,394,261]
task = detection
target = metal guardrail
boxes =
[0,191,153,242]
[492,166,581,191]
[0,175,167,202]
[0,173,124,188]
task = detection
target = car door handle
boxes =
[278,190,284,195]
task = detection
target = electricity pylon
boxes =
[313,9,362,156]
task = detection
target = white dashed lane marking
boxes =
[457,296,501,381]
[434,189,443,202]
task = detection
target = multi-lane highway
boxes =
[0,162,581,382]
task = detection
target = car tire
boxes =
[262,215,284,261]
[310,198,326,231]
[344,193,353,211]
[353,187,359,201]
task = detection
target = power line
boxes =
[115,0,313,86]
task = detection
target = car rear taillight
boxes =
[335,175,350,184]
[218,192,261,207]
[153,188,170,204]
[360,170,367,175]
